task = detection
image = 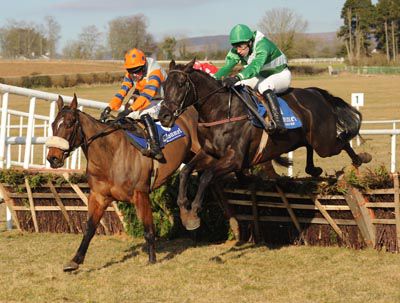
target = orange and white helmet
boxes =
[124,48,146,70]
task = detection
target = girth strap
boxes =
[198,115,248,127]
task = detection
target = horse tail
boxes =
[307,87,362,141]
[273,156,293,168]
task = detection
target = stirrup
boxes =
[149,144,164,160]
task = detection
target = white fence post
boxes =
[391,122,397,173]
[6,206,12,230]
[23,97,36,169]
[0,92,9,169]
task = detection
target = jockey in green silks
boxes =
[215,24,291,134]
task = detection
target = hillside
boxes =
[179,32,340,53]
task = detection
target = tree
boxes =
[62,25,102,59]
[159,36,177,60]
[258,8,308,58]
[0,20,49,58]
[43,16,61,58]
[107,14,156,59]
[375,0,400,62]
[338,0,376,63]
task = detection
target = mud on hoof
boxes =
[63,260,80,272]
[305,166,323,177]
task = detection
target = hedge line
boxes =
[0,65,327,89]
[0,71,124,88]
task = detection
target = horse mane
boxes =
[171,62,223,87]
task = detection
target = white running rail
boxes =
[0,83,108,170]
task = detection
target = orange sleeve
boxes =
[109,72,134,110]
[130,69,164,111]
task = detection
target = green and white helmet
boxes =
[229,24,254,45]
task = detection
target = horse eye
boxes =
[178,81,185,87]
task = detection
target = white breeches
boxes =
[236,67,291,94]
[127,101,162,120]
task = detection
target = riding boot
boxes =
[263,89,286,134]
[141,114,164,160]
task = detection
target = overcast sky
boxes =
[0,0,377,50]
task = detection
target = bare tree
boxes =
[258,8,308,57]
[107,14,156,59]
[44,16,61,58]
[0,19,48,58]
[62,25,102,59]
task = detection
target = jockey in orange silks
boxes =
[100,48,167,160]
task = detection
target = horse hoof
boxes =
[63,260,79,272]
[306,167,323,177]
[185,217,201,231]
[358,152,372,164]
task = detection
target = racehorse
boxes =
[46,94,201,271]
[158,59,372,230]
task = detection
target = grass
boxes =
[1,230,400,302]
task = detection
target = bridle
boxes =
[166,70,224,117]
[52,108,120,157]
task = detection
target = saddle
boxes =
[119,118,186,151]
[237,86,302,129]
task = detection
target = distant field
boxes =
[0,59,122,77]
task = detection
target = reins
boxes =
[60,108,124,155]
[168,69,250,127]
[168,70,224,117]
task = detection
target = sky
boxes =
[0,0,373,50]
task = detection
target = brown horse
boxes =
[46,94,201,271]
[158,59,372,230]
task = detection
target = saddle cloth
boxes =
[238,86,302,129]
[125,121,185,150]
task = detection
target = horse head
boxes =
[159,59,198,127]
[46,94,84,168]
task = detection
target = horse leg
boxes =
[187,149,239,230]
[343,142,372,167]
[64,192,108,272]
[305,144,323,177]
[132,190,156,264]
[178,151,215,229]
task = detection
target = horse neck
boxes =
[191,72,245,121]
[77,111,120,155]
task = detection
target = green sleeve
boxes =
[214,50,241,80]
[237,40,269,80]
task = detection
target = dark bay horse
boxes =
[46,94,201,271]
[158,59,372,230]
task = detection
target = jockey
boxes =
[100,48,167,160]
[214,24,291,134]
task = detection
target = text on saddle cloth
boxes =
[125,122,185,150]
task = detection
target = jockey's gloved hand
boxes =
[116,107,133,120]
[222,76,240,88]
[100,106,111,123]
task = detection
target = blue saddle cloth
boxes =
[238,87,302,129]
[125,122,185,150]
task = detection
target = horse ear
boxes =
[169,59,176,70]
[56,95,64,111]
[70,93,78,110]
[184,58,196,73]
